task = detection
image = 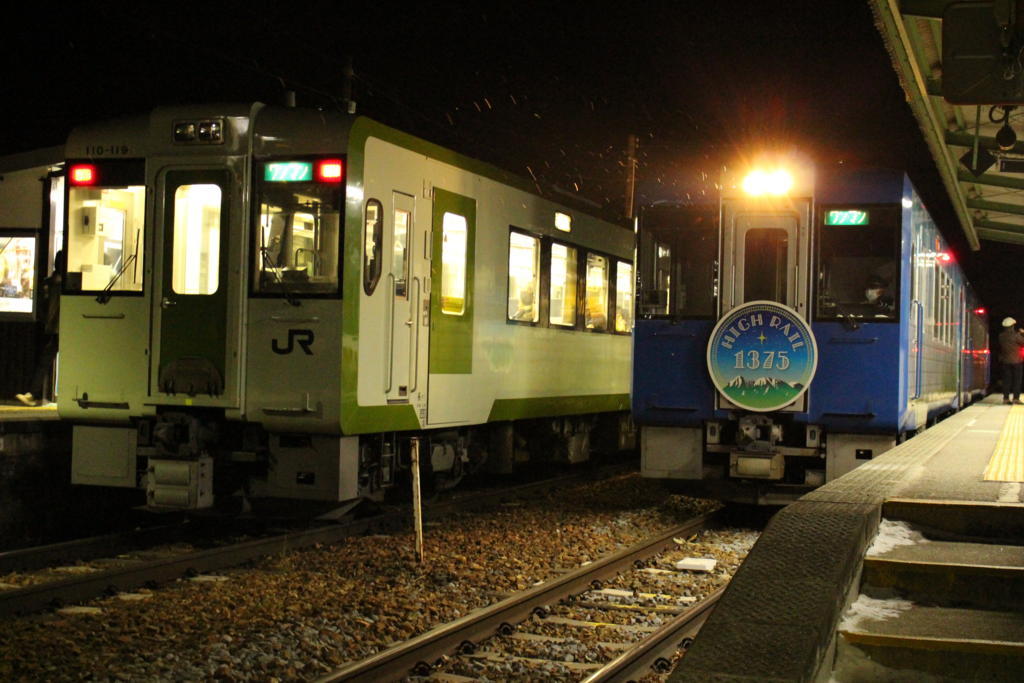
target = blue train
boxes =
[634,158,989,504]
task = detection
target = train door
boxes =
[385,191,422,406]
[908,231,924,420]
[718,195,812,412]
[427,187,476,425]
[719,203,811,314]
[150,167,240,405]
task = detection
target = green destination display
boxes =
[264,162,313,182]
[825,209,869,226]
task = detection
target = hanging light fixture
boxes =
[995,106,1017,151]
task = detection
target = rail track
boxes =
[0,468,624,618]
[319,510,729,682]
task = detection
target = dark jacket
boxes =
[41,270,60,336]
[998,326,1024,365]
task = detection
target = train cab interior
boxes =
[254,161,341,296]
[636,204,718,320]
[815,205,900,322]
[65,163,146,294]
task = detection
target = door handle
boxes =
[161,297,177,309]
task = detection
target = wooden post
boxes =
[410,437,425,563]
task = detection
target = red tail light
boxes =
[70,164,97,185]
[315,159,344,183]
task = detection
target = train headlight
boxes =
[742,169,794,196]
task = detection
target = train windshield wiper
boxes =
[95,254,138,304]
[260,247,300,307]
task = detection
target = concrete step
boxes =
[839,601,1024,681]
[882,498,1024,543]
[865,508,1024,610]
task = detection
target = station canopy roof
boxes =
[871,0,1024,250]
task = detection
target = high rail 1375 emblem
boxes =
[706,301,818,412]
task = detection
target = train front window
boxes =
[254,160,341,296]
[637,206,717,319]
[816,206,899,321]
[65,161,146,294]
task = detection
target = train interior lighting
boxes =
[555,211,572,232]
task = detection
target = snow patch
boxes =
[867,519,929,556]
[840,594,913,632]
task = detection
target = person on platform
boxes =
[998,316,1024,405]
[16,250,62,407]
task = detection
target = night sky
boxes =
[4,1,1022,324]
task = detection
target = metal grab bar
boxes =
[912,300,924,400]
[409,277,420,393]
[384,273,395,393]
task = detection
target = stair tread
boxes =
[868,538,1024,569]
[842,600,1024,649]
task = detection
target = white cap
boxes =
[1004,317,1017,327]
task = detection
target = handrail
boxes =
[384,273,395,393]
[409,276,421,393]
[913,299,924,400]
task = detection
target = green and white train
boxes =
[59,104,634,510]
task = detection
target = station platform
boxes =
[0,402,66,457]
[672,394,1024,682]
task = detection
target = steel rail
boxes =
[0,523,186,573]
[317,510,719,683]
[582,586,725,682]
[0,468,619,618]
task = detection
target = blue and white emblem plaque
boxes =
[706,300,818,412]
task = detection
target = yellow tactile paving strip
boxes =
[983,404,1024,482]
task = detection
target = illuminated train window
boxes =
[585,253,608,330]
[65,160,146,294]
[615,260,634,332]
[363,199,383,295]
[440,212,468,315]
[171,184,222,295]
[507,230,540,323]
[549,242,578,327]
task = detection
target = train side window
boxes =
[441,211,468,315]
[615,260,634,333]
[65,160,146,294]
[507,230,539,323]
[393,205,409,298]
[549,242,578,327]
[584,253,608,331]
[363,199,383,295]
[171,184,222,295]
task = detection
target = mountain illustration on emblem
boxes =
[722,375,803,408]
